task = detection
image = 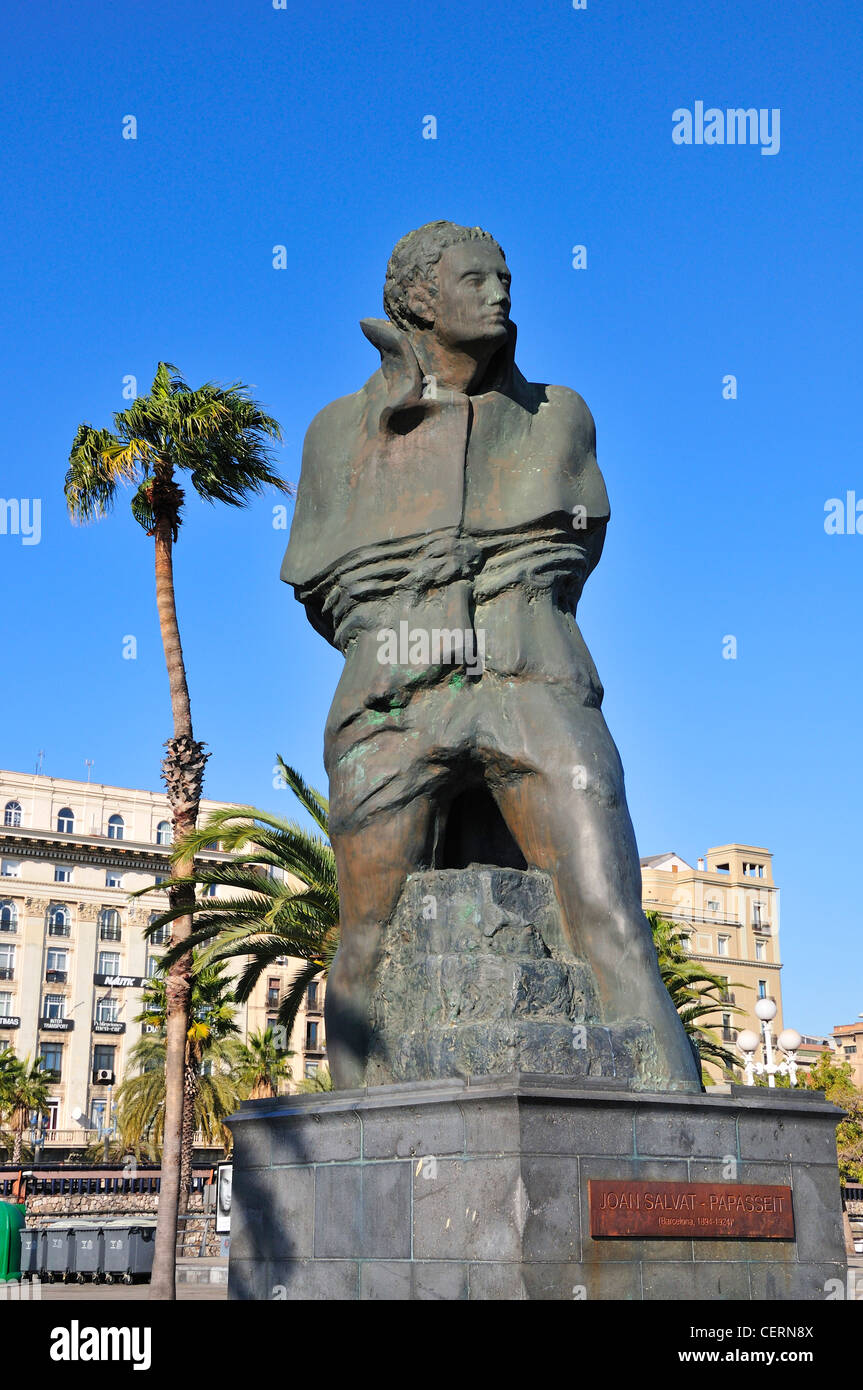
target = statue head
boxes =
[383,221,511,352]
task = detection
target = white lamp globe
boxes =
[755,997,777,1023]
[737,1029,760,1054]
[778,1028,802,1053]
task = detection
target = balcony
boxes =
[752,922,772,935]
[100,929,122,943]
[0,923,16,934]
[45,970,67,984]
[721,1028,738,1044]
[0,968,13,981]
[266,992,281,1010]
[48,924,70,938]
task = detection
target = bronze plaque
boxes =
[588,1179,795,1239]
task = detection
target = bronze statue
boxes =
[282,221,701,1092]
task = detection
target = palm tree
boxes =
[65,361,288,1298]
[1,1055,51,1164]
[647,910,746,1079]
[239,1028,294,1100]
[139,757,338,1048]
[117,1032,240,1167]
[118,961,244,1207]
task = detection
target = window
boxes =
[0,901,17,933]
[90,1100,108,1134]
[56,808,74,833]
[156,821,172,846]
[42,994,66,1021]
[205,882,218,897]
[105,870,122,889]
[305,1021,319,1050]
[717,935,730,957]
[266,1015,279,1031]
[48,904,70,936]
[0,992,13,1017]
[95,995,118,1024]
[706,899,720,912]
[154,875,168,886]
[0,944,15,979]
[758,979,767,999]
[149,914,170,946]
[752,903,761,927]
[755,940,765,961]
[307,981,319,1008]
[304,1061,319,1079]
[93,1044,115,1073]
[38,1044,63,1078]
[98,951,120,975]
[107,815,124,840]
[46,949,68,979]
[99,908,122,942]
[267,978,281,1009]
[4,801,22,827]
[147,955,162,978]
[1,861,21,878]
[54,865,73,884]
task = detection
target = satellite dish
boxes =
[71,1107,83,1121]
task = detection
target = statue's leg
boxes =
[323,706,442,1088]
[487,687,701,1090]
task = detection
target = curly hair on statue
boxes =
[383,221,505,331]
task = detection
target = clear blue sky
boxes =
[2,1,861,1036]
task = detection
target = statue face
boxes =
[419,241,511,349]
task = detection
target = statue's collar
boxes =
[359,317,518,431]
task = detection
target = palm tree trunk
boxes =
[149,506,208,1301]
[179,1061,198,1216]
[12,1111,23,1165]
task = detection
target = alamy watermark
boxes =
[377,622,485,676]
[0,498,41,545]
[672,103,780,156]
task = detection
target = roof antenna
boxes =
[35,749,45,775]
[85,759,94,785]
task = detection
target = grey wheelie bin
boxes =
[103,1220,156,1284]
[18,1227,41,1281]
[44,1223,75,1283]
[71,1222,104,1283]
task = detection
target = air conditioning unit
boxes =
[94,1068,114,1084]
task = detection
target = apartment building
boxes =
[832,1021,863,1089]
[0,767,326,1153]
[641,843,783,1079]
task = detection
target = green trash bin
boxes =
[0,1201,26,1283]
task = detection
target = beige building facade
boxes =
[640,843,783,1079]
[0,767,326,1155]
[832,1021,863,1090]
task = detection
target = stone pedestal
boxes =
[227,1075,847,1300]
[366,867,669,1090]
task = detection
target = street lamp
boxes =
[737,997,802,1087]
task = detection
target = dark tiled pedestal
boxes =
[226,1075,847,1301]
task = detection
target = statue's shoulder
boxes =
[520,377,597,453]
[303,372,384,456]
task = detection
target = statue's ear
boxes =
[405,280,435,326]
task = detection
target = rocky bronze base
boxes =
[226,1075,847,1301]
[365,867,665,1090]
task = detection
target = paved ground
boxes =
[7,1256,861,1303]
[3,1258,228,1301]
